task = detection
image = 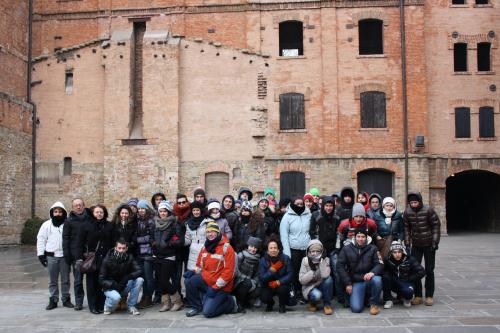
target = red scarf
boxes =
[173,203,191,223]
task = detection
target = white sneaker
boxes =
[103,306,112,315]
[128,306,140,315]
[383,300,393,309]
[253,299,262,308]
[403,299,411,308]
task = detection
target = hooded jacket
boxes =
[233,211,266,253]
[196,236,236,293]
[338,216,379,245]
[238,187,254,201]
[335,187,355,221]
[309,200,340,254]
[383,252,425,283]
[299,239,331,299]
[280,204,312,257]
[403,192,441,247]
[337,237,384,286]
[99,249,142,291]
[37,202,68,257]
[63,207,92,262]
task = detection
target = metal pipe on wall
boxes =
[400,0,409,199]
[28,0,36,218]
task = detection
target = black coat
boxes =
[153,216,184,259]
[403,192,441,247]
[233,215,266,253]
[76,218,114,263]
[99,250,142,291]
[63,208,92,262]
[113,222,136,250]
[335,187,355,221]
[309,210,340,254]
[383,255,426,283]
[258,253,294,286]
[337,241,384,286]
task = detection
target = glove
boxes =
[268,280,280,289]
[431,244,439,251]
[38,255,48,267]
[270,261,284,273]
[206,286,219,298]
[183,270,194,279]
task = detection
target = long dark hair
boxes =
[90,204,109,221]
[112,204,132,225]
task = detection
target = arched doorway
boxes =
[357,169,394,199]
[205,172,229,202]
[446,170,500,233]
[280,171,305,200]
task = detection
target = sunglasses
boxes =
[177,200,187,205]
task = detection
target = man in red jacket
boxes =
[185,222,238,317]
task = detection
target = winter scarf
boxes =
[52,215,65,227]
[187,215,204,230]
[174,203,191,223]
[204,234,222,254]
[290,203,305,216]
[111,249,128,263]
[155,216,173,231]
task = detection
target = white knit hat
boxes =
[207,201,221,212]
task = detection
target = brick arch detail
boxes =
[351,161,402,179]
[274,86,312,102]
[352,11,389,26]
[354,83,391,100]
[274,162,311,180]
[448,33,497,49]
[199,163,231,189]
[448,165,500,178]
[273,13,310,28]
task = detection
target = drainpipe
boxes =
[400,0,409,199]
[28,0,36,218]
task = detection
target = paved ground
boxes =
[1,233,500,333]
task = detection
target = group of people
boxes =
[36,186,441,318]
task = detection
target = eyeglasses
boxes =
[177,200,187,205]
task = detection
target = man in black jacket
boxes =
[62,197,91,310]
[335,187,355,221]
[99,238,143,315]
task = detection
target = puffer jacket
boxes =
[309,208,340,254]
[234,250,261,290]
[299,240,331,299]
[378,210,404,240]
[335,187,355,221]
[338,217,379,244]
[98,250,142,291]
[63,208,92,262]
[196,236,236,292]
[337,238,384,286]
[259,252,293,286]
[134,213,155,259]
[280,205,312,257]
[403,192,441,247]
[383,254,425,283]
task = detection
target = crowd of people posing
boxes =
[36,186,441,318]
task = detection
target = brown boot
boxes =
[369,305,380,315]
[170,292,184,311]
[307,301,317,312]
[411,297,423,305]
[137,296,153,309]
[323,305,333,315]
[425,297,434,306]
[158,294,171,312]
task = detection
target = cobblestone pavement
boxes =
[1,233,500,333]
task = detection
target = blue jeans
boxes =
[185,274,235,318]
[382,274,415,301]
[350,275,382,313]
[104,277,144,310]
[329,251,344,302]
[138,259,154,297]
[308,276,334,306]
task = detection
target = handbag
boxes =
[80,241,100,274]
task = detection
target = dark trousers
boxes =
[154,258,176,295]
[260,284,289,307]
[411,246,435,298]
[86,269,105,311]
[138,258,155,297]
[382,273,415,301]
[71,261,85,306]
[174,259,184,295]
[290,249,306,297]
[185,274,235,318]
[233,279,259,306]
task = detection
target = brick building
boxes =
[0,0,499,244]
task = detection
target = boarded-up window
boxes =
[452,0,465,4]
[205,172,229,202]
[454,43,468,72]
[479,106,495,138]
[357,169,393,199]
[63,157,72,176]
[279,21,303,56]
[475,0,489,4]
[359,19,383,55]
[360,91,386,128]
[477,42,491,72]
[65,72,73,94]
[280,93,305,130]
[280,171,305,200]
[455,107,471,138]
[36,163,60,184]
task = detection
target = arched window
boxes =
[477,42,491,72]
[479,106,495,138]
[280,93,305,130]
[357,169,393,199]
[205,172,229,202]
[358,19,383,55]
[279,21,303,56]
[360,91,386,128]
[280,171,305,200]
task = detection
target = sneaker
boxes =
[323,305,333,315]
[186,309,201,317]
[253,298,262,308]
[411,297,423,305]
[128,306,140,315]
[369,305,380,315]
[103,307,112,315]
[383,300,393,309]
[62,300,74,308]
[425,297,433,306]
[403,299,411,308]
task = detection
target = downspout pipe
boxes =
[400,0,409,199]
[28,0,36,218]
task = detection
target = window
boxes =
[475,0,489,4]
[279,21,303,56]
[452,0,465,4]
[205,172,229,202]
[358,19,383,55]
[479,106,495,138]
[280,171,305,200]
[455,107,471,138]
[63,157,72,176]
[477,42,491,71]
[360,91,386,128]
[65,72,73,94]
[454,43,468,72]
[279,93,305,130]
[357,169,393,198]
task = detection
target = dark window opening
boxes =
[479,106,495,138]
[452,0,465,4]
[357,169,393,199]
[455,107,471,138]
[454,43,468,72]
[359,19,383,55]
[130,21,146,139]
[280,93,305,130]
[477,42,491,71]
[475,0,489,4]
[280,171,305,200]
[279,21,303,56]
[65,72,73,94]
[63,157,72,176]
[360,91,386,128]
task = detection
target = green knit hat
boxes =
[310,188,320,197]
[264,187,276,198]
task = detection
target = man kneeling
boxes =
[99,238,144,315]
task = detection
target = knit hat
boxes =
[389,240,407,255]
[407,193,420,203]
[322,196,334,205]
[354,228,368,237]
[307,239,323,253]
[382,197,396,208]
[206,221,220,233]
[127,198,139,207]
[137,199,150,210]
[247,236,262,248]
[303,193,314,201]
[190,200,205,211]
[158,200,173,213]
[207,201,221,212]
[264,187,276,198]
[193,188,206,198]
[352,203,366,217]
[241,200,253,212]
[310,188,320,197]
[258,197,269,204]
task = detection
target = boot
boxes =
[158,294,172,312]
[137,296,153,309]
[169,292,184,311]
[45,298,58,310]
[307,301,317,312]
[118,295,128,311]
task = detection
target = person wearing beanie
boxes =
[337,229,383,315]
[238,187,254,202]
[185,201,209,273]
[264,187,278,213]
[356,192,370,211]
[309,188,321,203]
[373,197,405,258]
[221,194,238,234]
[280,196,312,302]
[151,192,167,212]
[127,197,139,216]
[232,236,263,311]
[403,191,440,306]
[172,193,191,299]
[382,240,425,309]
[234,200,243,214]
[193,188,207,206]
[335,187,356,221]
[37,201,74,310]
[153,200,184,312]
[205,200,232,240]
[233,201,266,253]
[256,197,279,238]
[185,221,238,318]
[299,239,334,315]
[337,203,378,249]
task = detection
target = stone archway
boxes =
[446,170,500,233]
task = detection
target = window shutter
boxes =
[280,93,305,130]
[279,171,306,200]
[479,107,495,138]
[361,91,386,128]
[455,107,471,138]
